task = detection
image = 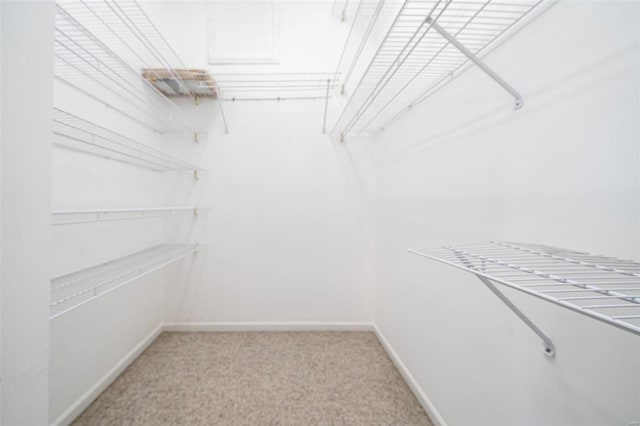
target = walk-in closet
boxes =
[1,0,639,424]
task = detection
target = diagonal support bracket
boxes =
[475,274,555,357]
[427,17,524,110]
[454,253,555,357]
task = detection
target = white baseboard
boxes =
[51,323,164,426]
[373,324,448,426]
[163,321,375,332]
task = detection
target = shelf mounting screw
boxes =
[514,97,524,110]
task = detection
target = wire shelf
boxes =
[52,207,203,226]
[410,241,640,337]
[50,244,198,319]
[213,73,341,101]
[53,108,202,173]
[333,0,542,136]
[55,1,199,134]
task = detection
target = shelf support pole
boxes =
[323,78,331,134]
[426,17,523,110]
[215,85,230,134]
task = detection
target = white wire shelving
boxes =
[54,0,209,134]
[52,207,203,226]
[53,108,203,174]
[332,0,542,138]
[50,244,198,319]
[410,241,640,356]
[213,73,341,101]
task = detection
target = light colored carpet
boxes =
[73,331,433,425]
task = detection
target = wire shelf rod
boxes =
[521,283,640,289]
[336,0,386,91]
[583,304,640,310]
[540,288,640,294]
[52,206,204,226]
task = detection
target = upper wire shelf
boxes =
[333,0,542,137]
[213,73,341,101]
[55,1,200,134]
[410,241,640,338]
[53,108,202,173]
[50,243,198,319]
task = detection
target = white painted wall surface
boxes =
[1,2,54,424]
[372,1,640,425]
[165,100,375,324]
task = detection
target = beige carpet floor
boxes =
[73,331,433,426]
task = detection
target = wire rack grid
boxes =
[53,108,202,173]
[55,1,199,134]
[50,244,198,318]
[332,0,542,137]
[410,241,640,337]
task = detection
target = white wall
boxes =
[165,100,375,324]
[372,1,640,425]
[1,2,54,424]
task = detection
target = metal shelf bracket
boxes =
[453,251,555,356]
[476,274,555,357]
[426,17,524,110]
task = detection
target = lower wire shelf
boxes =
[50,243,198,319]
[410,241,640,356]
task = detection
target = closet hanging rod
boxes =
[410,241,640,357]
[53,108,203,174]
[52,206,205,226]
